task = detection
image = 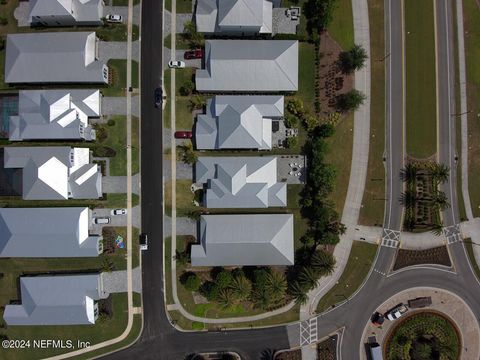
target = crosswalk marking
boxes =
[382,228,400,248]
[443,224,462,244]
[300,318,317,346]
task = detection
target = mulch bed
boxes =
[275,349,302,360]
[317,335,337,360]
[319,32,354,117]
[393,246,452,271]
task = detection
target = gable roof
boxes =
[30,0,73,17]
[9,89,99,141]
[0,207,101,258]
[3,274,105,325]
[4,146,101,200]
[5,32,107,84]
[195,95,284,149]
[191,214,294,266]
[196,40,298,92]
[195,156,287,208]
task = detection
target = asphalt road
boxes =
[384,0,405,232]
[436,0,459,226]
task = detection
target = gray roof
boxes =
[191,214,294,266]
[195,156,287,208]
[0,207,101,258]
[5,32,108,84]
[195,95,284,149]
[196,0,272,34]
[9,89,100,141]
[196,40,298,92]
[3,274,105,325]
[4,146,102,200]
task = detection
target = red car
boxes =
[184,49,203,60]
[174,131,193,139]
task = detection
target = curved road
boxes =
[102,0,480,359]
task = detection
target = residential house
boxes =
[9,89,100,141]
[191,214,294,266]
[3,274,108,325]
[4,146,102,200]
[196,0,272,35]
[195,156,287,208]
[29,0,104,26]
[0,207,103,258]
[5,32,108,84]
[195,40,298,92]
[195,95,284,150]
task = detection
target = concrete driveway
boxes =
[163,48,202,69]
[100,41,140,62]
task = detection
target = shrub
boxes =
[179,81,194,96]
[0,17,8,26]
[93,146,116,157]
[339,44,368,74]
[303,113,320,131]
[181,272,201,292]
[199,281,219,301]
[335,90,366,112]
[286,98,305,117]
[286,136,298,148]
[215,270,233,289]
[95,126,108,142]
[284,113,299,128]
[107,119,116,126]
[315,123,335,138]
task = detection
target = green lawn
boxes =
[404,0,437,159]
[464,239,480,281]
[327,0,354,50]
[165,0,192,13]
[164,179,197,217]
[298,43,316,113]
[316,241,378,313]
[0,294,129,360]
[112,0,140,5]
[163,33,192,50]
[463,0,480,217]
[104,60,140,97]
[359,0,386,226]
[176,98,195,130]
[324,113,354,216]
[97,24,139,42]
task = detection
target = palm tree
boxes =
[188,95,204,111]
[400,163,418,183]
[431,191,450,211]
[215,288,235,309]
[430,221,444,236]
[400,189,417,209]
[229,275,252,302]
[288,281,308,305]
[265,271,287,304]
[428,162,450,185]
[299,266,320,290]
[311,250,336,276]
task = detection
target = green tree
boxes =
[304,0,337,31]
[284,113,299,128]
[400,189,417,209]
[411,342,432,360]
[428,162,450,185]
[288,281,308,305]
[335,90,366,112]
[199,281,219,301]
[286,98,305,117]
[215,270,233,289]
[299,266,320,290]
[430,221,443,236]
[188,95,204,111]
[286,136,298,149]
[265,271,287,304]
[400,163,418,183]
[174,249,190,266]
[182,272,201,292]
[183,21,204,48]
[229,275,252,302]
[311,250,336,276]
[177,141,197,165]
[179,81,194,96]
[431,191,450,211]
[216,288,235,309]
[339,44,368,74]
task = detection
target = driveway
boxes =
[91,205,141,232]
[103,95,140,117]
[163,48,201,69]
[104,4,141,25]
[100,40,140,62]
[102,267,142,294]
[102,174,140,194]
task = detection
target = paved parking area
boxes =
[102,95,140,117]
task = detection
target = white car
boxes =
[111,208,127,216]
[105,14,123,23]
[168,60,186,69]
[385,304,408,321]
[94,217,110,225]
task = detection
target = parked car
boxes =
[371,312,384,326]
[174,131,193,139]
[111,209,127,216]
[154,87,163,108]
[140,233,148,251]
[94,217,110,225]
[184,49,203,59]
[385,304,408,321]
[168,60,186,69]
[105,14,123,23]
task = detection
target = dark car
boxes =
[154,87,162,108]
[371,312,384,326]
[184,49,203,60]
[139,233,148,251]
[174,131,193,139]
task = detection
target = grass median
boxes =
[404,0,437,159]
[316,241,377,313]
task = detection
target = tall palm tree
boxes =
[431,191,450,211]
[229,275,252,302]
[215,288,235,309]
[430,221,444,236]
[400,163,418,183]
[299,266,320,290]
[311,250,336,276]
[400,189,417,209]
[428,162,450,185]
[288,281,308,305]
[265,271,287,304]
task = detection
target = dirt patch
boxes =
[393,246,452,270]
[319,32,354,117]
